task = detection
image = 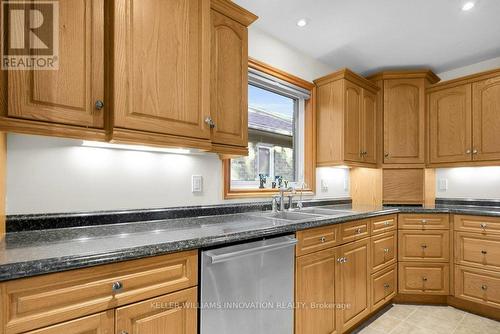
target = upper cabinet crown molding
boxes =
[314,68,380,93]
[367,70,440,84]
[427,68,500,92]
[210,0,258,26]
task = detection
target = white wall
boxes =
[434,57,500,200]
[248,27,334,82]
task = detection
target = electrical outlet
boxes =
[438,178,448,191]
[192,175,203,193]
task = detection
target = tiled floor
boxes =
[354,304,500,334]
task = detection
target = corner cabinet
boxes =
[368,71,440,166]
[1,0,106,141]
[111,0,212,149]
[315,69,379,167]
[428,69,500,166]
[209,0,257,157]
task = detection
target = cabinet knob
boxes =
[480,223,487,230]
[95,100,104,110]
[466,149,471,154]
[205,117,216,129]
[337,257,343,263]
[384,153,389,158]
[421,244,427,249]
[356,228,362,234]
[383,248,390,254]
[383,283,390,289]
[473,149,478,155]
[120,332,129,334]
[384,221,391,226]
[320,236,326,243]
[481,250,487,255]
[112,281,123,292]
[422,277,428,282]
[343,257,348,263]
[481,284,488,291]
[421,219,427,224]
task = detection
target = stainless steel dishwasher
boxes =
[200,235,297,334]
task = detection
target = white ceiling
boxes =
[234,0,500,76]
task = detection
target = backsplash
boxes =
[436,167,500,200]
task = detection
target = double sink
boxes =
[248,206,355,221]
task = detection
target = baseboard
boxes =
[447,296,500,321]
[393,294,448,304]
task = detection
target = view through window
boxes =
[231,84,298,189]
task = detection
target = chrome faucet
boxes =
[296,182,307,210]
[272,186,293,212]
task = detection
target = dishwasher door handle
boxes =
[205,237,298,264]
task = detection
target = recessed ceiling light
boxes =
[462,2,475,11]
[296,19,308,27]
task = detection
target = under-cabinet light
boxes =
[81,141,192,155]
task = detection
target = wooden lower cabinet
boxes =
[455,231,500,271]
[116,287,198,334]
[371,264,397,311]
[455,265,500,309]
[398,262,449,295]
[371,231,397,272]
[398,230,450,262]
[295,248,338,334]
[336,238,371,333]
[24,311,114,334]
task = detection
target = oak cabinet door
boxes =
[362,89,377,164]
[429,85,472,164]
[383,79,425,164]
[472,76,500,161]
[113,0,210,139]
[116,287,197,334]
[8,0,104,128]
[336,238,371,332]
[25,311,114,334]
[295,248,338,334]
[344,81,363,162]
[210,9,248,147]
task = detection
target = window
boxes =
[223,59,316,198]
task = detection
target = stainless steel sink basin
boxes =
[298,208,354,216]
[252,211,322,221]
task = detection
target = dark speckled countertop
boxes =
[1,203,500,282]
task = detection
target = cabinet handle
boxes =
[481,250,488,255]
[205,117,216,129]
[480,223,487,230]
[343,257,348,263]
[421,244,427,249]
[383,248,390,254]
[466,149,471,154]
[95,100,104,110]
[421,219,427,224]
[384,221,391,226]
[472,149,478,155]
[337,258,343,263]
[112,281,123,292]
[320,236,326,243]
[383,283,390,289]
[481,284,488,291]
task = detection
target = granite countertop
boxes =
[1,203,500,282]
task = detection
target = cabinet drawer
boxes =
[296,225,340,256]
[398,262,449,295]
[371,215,397,235]
[398,214,449,230]
[24,311,114,334]
[398,230,450,262]
[1,250,198,334]
[340,219,370,243]
[455,232,500,271]
[371,231,397,272]
[371,264,397,311]
[454,215,500,235]
[455,265,500,309]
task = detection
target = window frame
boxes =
[222,58,316,199]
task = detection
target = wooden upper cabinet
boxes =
[7,0,104,128]
[112,0,212,147]
[315,69,379,167]
[429,84,472,164]
[368,70,439,165]
[472,76,500,161]
[210,0,257,154]
[383,79,425,164]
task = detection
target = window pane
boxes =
[231,84,297,188]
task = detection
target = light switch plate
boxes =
[438,178,448,191]
[192,175,203,193]
[321,179,328,192]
